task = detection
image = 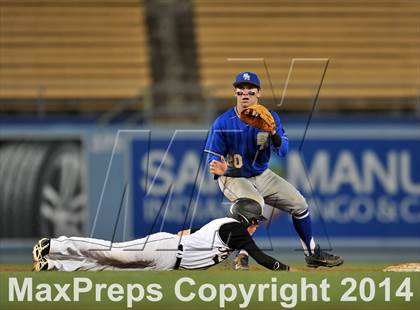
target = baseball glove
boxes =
[240,104,276,132]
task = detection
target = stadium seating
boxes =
[0,0,151,111]
[0,0,418,114]
[193,0,419,109]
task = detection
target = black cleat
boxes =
[305,245,344,268]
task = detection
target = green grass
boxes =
[1,262,419,310]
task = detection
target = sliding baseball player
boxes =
[32,199,289,272]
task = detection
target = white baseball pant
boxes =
[218,168,308,218]
[46,232,180,271]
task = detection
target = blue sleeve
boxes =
[204,118,227,164]
[271,111,288,157]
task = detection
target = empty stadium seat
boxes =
[193,0,419,110]
[0,0,151,110]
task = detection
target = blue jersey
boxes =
[204,107,288,177]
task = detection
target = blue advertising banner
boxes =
[131,126,420,240]
[131,131,226,237]
[285,137,420,238]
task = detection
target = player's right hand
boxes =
[209,156,228,176]
[177,229,191,236]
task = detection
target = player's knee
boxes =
[289,196,309,217]
[291,207,309,218]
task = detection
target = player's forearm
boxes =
[251,251,289,270]
[279,136,288,155]
[243,243,289,271]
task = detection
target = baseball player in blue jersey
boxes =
[205,71,343,269]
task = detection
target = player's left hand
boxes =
[240,104,276,132]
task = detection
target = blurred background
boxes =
[0,0,419,264]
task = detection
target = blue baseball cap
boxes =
[233,71,261,88]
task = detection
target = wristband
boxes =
[273,261,289,271]
[271,132,282,148]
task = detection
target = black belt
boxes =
[174,244,183,270]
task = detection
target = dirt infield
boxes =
[0,265,32,272]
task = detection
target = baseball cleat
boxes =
[305,245,344,268]
[33,257,49,272]
[32,238,50,262]
[232,253,249,270]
